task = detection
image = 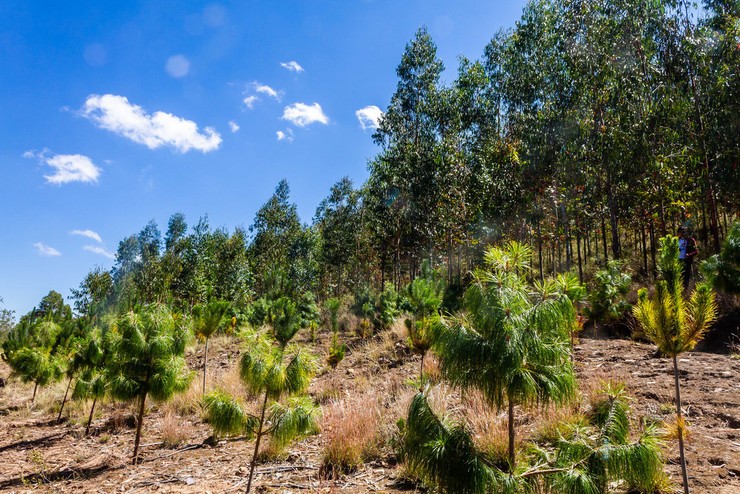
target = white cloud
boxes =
[243,95,258,109]
[83,245,115,260]
[81,94,222,153]
[25,151,101,184]
[71,229,102,243]
[34,242,61,257]
[228,120,240,133]
[282,102,329,127]
[276,129,294,142]
[355,105,383,131]
[253,82,281,100]
[165,54,190,78]
[280,60,304,73]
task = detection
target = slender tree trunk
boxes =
[537,215,544,282]
[419,353,425,392]
[576,232,584,284]
[641,219,648,276]
[246,392,271,494]
[673,354,690,494]
[607,173,620,259]
[133,392,147,465]
[86,395,98,436]
[31,382,38,406]
[508,397,516,471]
[202,337,209,396]
[57,376,73,423]
[601,214,609,264]
[649,216,657,279]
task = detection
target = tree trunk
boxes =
[508,397,516,471]
[86,395,98,436]
[576,231,583,284]
[31,382,38,406]
[601,214,609,264]
[202,337,209,396]
[673,354,690,494]
[57,376,73,423]
[132,393,147,465]
[537,215,544,282]
[246,392,271,494]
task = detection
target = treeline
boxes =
[18,0,740,316]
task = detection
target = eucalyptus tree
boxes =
[633,235,717,494]
[369,27,446,282]
[238,296,318,493]
[106,305,193,464]
[430,242,575,469]
[313,177,362,295]
[193,300,231,395]
[249,180,304,297]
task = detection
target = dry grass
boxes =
[320,394,384,477]
[159,411,193,448]
[167,376,203,416]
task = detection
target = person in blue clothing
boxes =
[677,227,698,289]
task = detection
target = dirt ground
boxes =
[1,323,739,494]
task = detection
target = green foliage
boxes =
[701,221,740,295]
[203,390,256,438]
[376,286,399,329]
[268,297,302,347]
[398,384,665,494]
[237,299,318,493]
[106,304,193,462]
[430,242,575,467]
[327,332,346,369]
[193,300,230,341]
[634,236,718,356]
[324,297,341,334]
[398,393,497,494]
[586,261,632,325]
[267,395,321,449]
[633,235,718,494]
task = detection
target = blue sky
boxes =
[0,0,526,317]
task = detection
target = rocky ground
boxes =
[1,320,739,494]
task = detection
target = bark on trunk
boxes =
[57,376,73,423]
[246,392,271,494]
[132,393,147,465]
[508,398,516,471]
[673,354,690,494]
[86,396,98,436]
[202,338,209,396]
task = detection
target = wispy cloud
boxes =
[165,54,190,78]
[81,94,222,153]
[282,102,329,127]
[253,82,281,100]
[243,95,258,109]
[280,60,304,73]
[276,129,294,142]
[34,242,61,257]
[83,245,115,259]
[355,105,383,131]
[25,150,101,185]
[228,120,240,133]
[71,229,102,243]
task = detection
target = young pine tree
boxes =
[405,268,443,386]
[633,235,717,494]
[239,296,319,493]
[106,305,193,464]
[431,242,576,470]
[193,299,230,395]
[2,319,65,406]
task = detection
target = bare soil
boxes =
[1,325,739,494]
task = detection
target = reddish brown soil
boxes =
[1,331,739,493]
